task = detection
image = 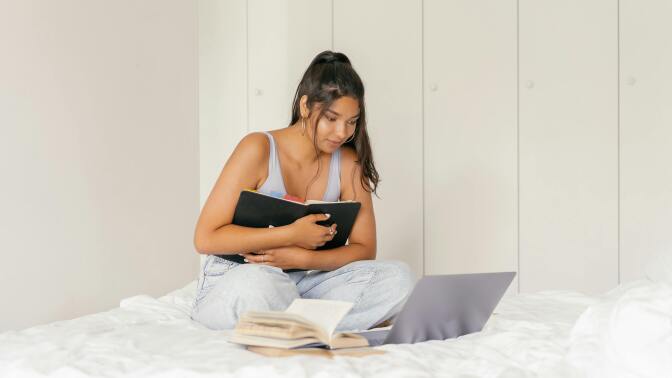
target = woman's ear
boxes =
[300,95,309,118]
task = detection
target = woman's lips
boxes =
[327,139,341,146]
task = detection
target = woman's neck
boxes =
[276,123,325,165]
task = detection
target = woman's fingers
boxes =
[323,226,337,241]
[323,224,338,237]
[238,253,254,262]
[239,252,272,263]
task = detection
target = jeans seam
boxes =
[198,257,212,292]
[349,268,379,309]
[194,258,238,309]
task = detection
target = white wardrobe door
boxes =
[519,0,618,294]
[424,0,518,288]
[620,0,672,283]
[248,0,331,132]
[198,0,248,207]
[334,0,423,278]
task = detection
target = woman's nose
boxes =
[335,123,348,139]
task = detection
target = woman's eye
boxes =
[327,117,337,122]
[348,120,358,126]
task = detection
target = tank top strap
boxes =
[257,131,287,197]
[323,147,341,202]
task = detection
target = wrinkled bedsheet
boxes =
[0,278,664,378]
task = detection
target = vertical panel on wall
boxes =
[620,0,672,283]
[334,0,423,278]
[519,0,618,294]
[198,0,248,274]
[248,0,331,132]
[198,0,248,208]
[424,0,518,292]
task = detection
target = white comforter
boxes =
[0,278,668,378]
[567,280,672,378]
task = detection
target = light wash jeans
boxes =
[190,255,415,332]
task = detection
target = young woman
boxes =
[190,50,414,332]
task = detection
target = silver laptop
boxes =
[360,272,516,345]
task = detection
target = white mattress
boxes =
[0,279,664,378]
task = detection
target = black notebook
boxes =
[216,190,361,271]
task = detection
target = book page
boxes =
[229,333,321,349]
[329,332,370,349]
[305,199,356,204]
[285,299,353,339]
[241,311,316,329]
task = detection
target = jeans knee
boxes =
[191,264,299,330]
[221,264,298,306]
[191,302,238,330]
[364,260,415,305]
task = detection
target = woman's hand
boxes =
[288,213,337,250]
[239,246,313,270]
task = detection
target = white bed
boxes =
[1,272,670,378]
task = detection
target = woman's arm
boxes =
[303,242,373,271]
[194,132,292,255]
[306,149,376,269]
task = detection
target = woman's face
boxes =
[305,96,360,153]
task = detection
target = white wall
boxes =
[199,0,672,295]
[198,0,248,209]
[620,0,672,284]
[0,0,200,332]
[424,0,518,294]
[519,0,618,294]
[335,0,424,277]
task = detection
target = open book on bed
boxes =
[216,190,361,270]
[228,298,370,350]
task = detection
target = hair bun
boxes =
[312,51,351,66]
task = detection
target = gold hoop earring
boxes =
[301,118,306,136]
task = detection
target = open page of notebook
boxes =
[285,299,353,338]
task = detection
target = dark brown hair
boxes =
[289,50,380,199]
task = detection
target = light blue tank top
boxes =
[257,131,340,202]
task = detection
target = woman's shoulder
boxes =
[235,131,270,154]
[338,145,363,184]
[228,132,270,168]
[338,145,371,201]
[239,130,270,143]
[339,145,359,168]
